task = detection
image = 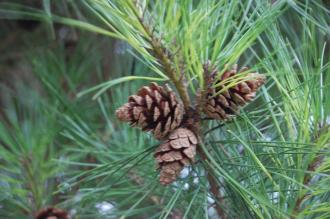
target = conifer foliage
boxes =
[0,1,329,219]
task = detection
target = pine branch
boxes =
[131,5,191,111]
[129,5,229,218]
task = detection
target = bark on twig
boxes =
[132,8,191,111]
[291,125,329,218]
[291,155,323,218]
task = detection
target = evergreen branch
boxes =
[130,4,229,217]
[1,1,329,218]
[130,3,191,111]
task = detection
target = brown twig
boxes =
[191,62,227,219]
[290,124,329,218]
[197,146,228,219]
[131,7,191,111]
[290,155,323,218]
[149,38,191,111]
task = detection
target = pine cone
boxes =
[35,207,69,219]
[204,64,266,120]
[116,82,184,139]
[154,128,198,185]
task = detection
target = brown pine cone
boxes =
[116,82,184,139]
[204,64,266,120]
[154,128,198,185]
[35,207,69,219]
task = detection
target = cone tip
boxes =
[249,73,266,85]
[115,104,131,122]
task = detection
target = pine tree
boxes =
[0,1,329,219]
